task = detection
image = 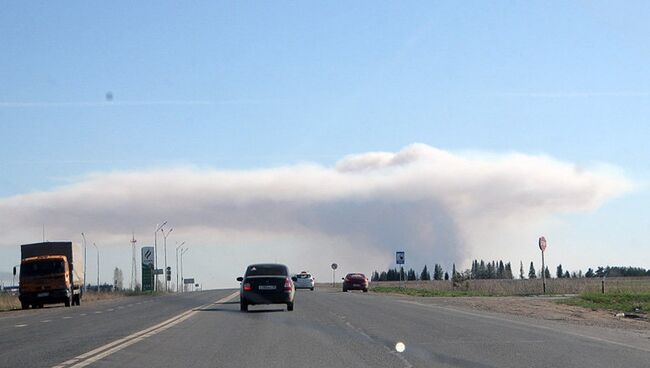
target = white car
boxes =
[293,272,315,291]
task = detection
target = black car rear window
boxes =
[245,265,288,276]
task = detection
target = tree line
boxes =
[371,261,650,282]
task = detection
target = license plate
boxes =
[37,292,49,297]
[353,284,360,287]
[258,285,276,290]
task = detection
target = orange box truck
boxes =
[19,242,84,309]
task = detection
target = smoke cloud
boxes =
[0,144,632,285]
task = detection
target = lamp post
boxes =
[180,248,189,292]
[161,227,173,292]
[175,241,185,292]
[153,221,167,291]
[81,233,87,291]
[93,242,99,291]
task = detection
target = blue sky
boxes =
[1,2,649,286]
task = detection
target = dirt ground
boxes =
[405,295,650,331]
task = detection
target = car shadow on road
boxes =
[198,307,286,314]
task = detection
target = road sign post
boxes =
[331,263,338,287]
[538,237,547,294]
[396,251,405,288]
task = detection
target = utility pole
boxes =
[81,233,87,292]
[153,221,167,291]
[180,248,189,292]
[130,233,137,290]
[161,227,173,292]
[175,241,185,292]
[93,242,100,291]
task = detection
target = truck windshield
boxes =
[21,259,65,277]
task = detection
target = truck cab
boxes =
[18,242,84,309]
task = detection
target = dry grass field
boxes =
[0,291,150,311]
[372,277,650,296]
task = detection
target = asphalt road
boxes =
[1,289,648,367]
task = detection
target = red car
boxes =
[342,273,369,292]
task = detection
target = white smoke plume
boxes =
[0,144,632,286]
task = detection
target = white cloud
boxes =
[0,144,632,287]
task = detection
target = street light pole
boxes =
[161,227,173,292]
[81,233,87,291]
[153,221,167,291]
[175,241,185,292]
[180,248,189,293]
[92,242,99,291]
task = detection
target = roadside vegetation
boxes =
[372,286,489,297]
[370,277,650,297]
[558,292,650,315]
[0,290,165,312]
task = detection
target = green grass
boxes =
[558,292,650,314]
[371,286,490,297]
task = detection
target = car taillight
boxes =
[243,282,252,291]
[284,277,293,291]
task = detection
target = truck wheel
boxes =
[21,302,29,310]
[363,288,368,293]
[240,300,248,312]
[287,302,294,311]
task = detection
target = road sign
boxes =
[142,247,154,265]
[538,236,547,252]
[396,251,405,265]
[331,263,338,270]
[141,247,155,291]
[184,278,195,284]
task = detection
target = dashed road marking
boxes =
[51,292,240,368]
[63,316,72,319]
[14,324,27,328]
[41,320,51,323]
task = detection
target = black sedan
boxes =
[237,263,296,312]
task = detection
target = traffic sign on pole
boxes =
[538,237,547,294]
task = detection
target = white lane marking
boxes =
[106,309,114,312]
[79,314,87,316]
[63,316,72,319]
[400,300,650,353]
[41,320,51,323]
[14,324,27,327]
[52,292,240,368]
[340,318,412,368]
[94,311,102,314]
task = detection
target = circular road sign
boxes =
[331,263,338,270]
[538,236,547,252]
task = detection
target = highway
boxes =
[0,289,648,368]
